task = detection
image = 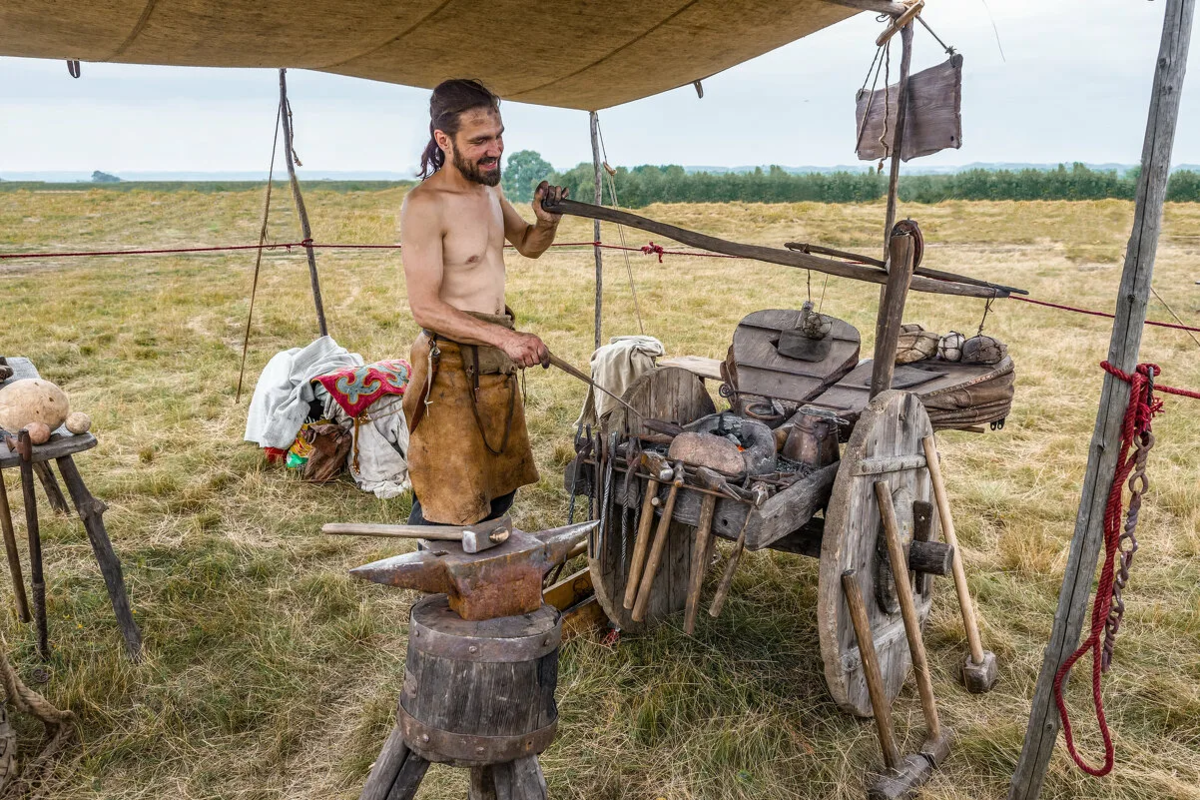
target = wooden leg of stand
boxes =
[55,456,143,660]
[0,474,30,622]
[17,435,48,661]
[468,765,498,800]
[359,723,409,800]
[32,462,70,515]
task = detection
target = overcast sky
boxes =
[1,0,1198,175]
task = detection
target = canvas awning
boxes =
[0,0,885,110]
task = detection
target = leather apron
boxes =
[402,311,540,525]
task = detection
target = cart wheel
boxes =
[817,390,939,717]
[590,367,714,632]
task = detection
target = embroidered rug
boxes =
[314,359,411,418]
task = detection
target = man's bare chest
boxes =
[441,193,505,268]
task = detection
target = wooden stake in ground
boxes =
[589,110,603,350]
[1008,1,1194,796]
[278,68,328,338]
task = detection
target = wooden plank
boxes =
[0,433,96,469]
[1008,1,1195,795]
[543,567,592,611]
[658,355,723,382]
[747,462,839,551]
[543,198,1013,299]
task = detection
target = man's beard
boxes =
[451,143,501,187]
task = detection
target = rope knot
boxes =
[641,242,665,262]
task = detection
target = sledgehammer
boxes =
[323,516,511,554]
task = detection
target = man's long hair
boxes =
[419,79,501,179]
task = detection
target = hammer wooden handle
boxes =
[631,475,682,622]
[324,523,465,541]
[877,481,942,741]
[623,478,660,610]
[922,435,986,665]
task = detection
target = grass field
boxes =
[0,187,1198,800]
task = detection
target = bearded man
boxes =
[400,79,568,525]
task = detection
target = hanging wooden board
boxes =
[817,390,938,718]
[856,55,964,162]
[726,310,861,405]
[807,355,1014,430]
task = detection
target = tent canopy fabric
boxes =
[0,0,862,110]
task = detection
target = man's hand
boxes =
[501,330,551,369]
[532,181,568,225]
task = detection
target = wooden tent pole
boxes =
[868,20,914,398]
[1007,1,1194,797]
[881,22,913,260]
[590,111,603,350]
[279,68,329,338]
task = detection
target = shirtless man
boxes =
[399,79,568,525]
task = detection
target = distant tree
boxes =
[501,150,553,202]
[91,170,121,183]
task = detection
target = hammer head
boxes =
[350,520,599,620]
[461,517,511,553]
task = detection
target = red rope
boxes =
[1011,295,1200,334]
[1052,361,1164,777]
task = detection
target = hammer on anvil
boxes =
[324,516,512,554]
[349,520,599,621]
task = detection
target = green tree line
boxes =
[502,151,1200,205]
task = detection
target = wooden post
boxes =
[881,22,914,259]
[279,68,329,338]
[1008,1,1194,796]
[589,110,604,350]
[869,232,916,398]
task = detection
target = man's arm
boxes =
[501,181,566,259]
[401,191,548,367]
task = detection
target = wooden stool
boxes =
[360,595,561,800]
[0,357,142,661]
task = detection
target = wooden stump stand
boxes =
[360,595,562,800]
[0,357,142,661]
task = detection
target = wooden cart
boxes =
[568,313,1011,717]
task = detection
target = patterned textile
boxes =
[314,359,411,418]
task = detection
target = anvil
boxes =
[350,520,599,620]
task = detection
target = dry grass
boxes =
[0,187,1198,800]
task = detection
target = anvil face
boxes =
[350,520,598,621]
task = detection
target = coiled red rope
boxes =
[1051,361,1166,777]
